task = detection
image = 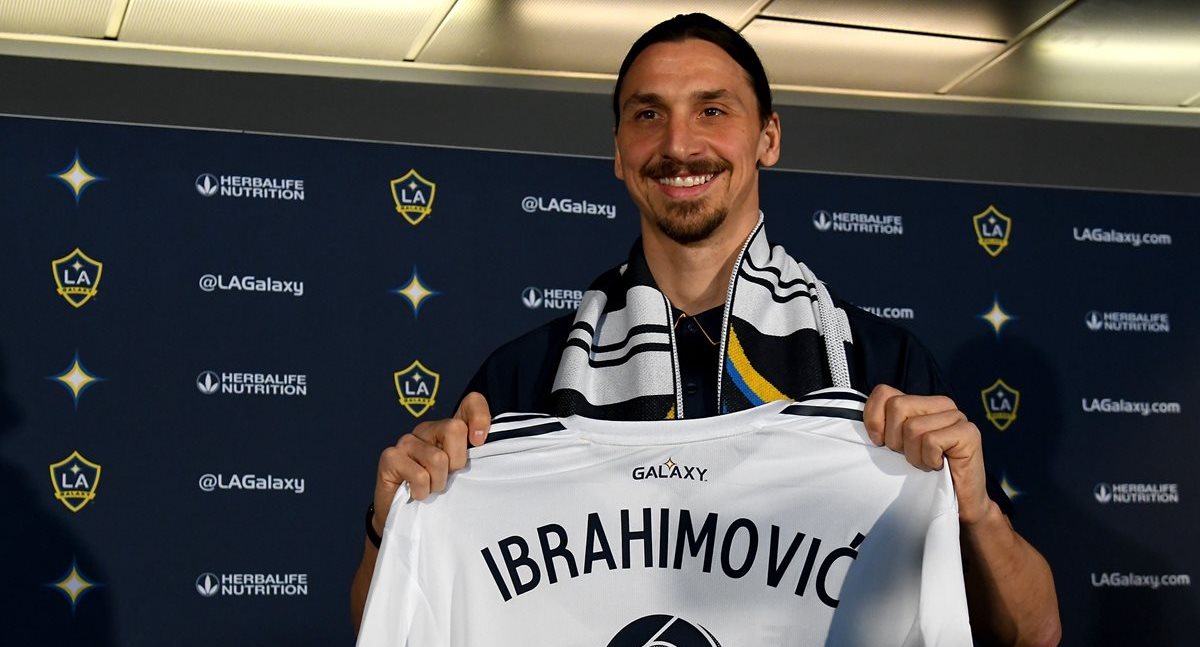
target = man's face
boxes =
[614,38,780,245]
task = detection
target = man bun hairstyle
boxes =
[612,13,774,129]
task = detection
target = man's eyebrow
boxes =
[695,89,732,102]
[622,92,663,112]
[622,89,736,112]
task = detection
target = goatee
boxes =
[650,200,728,245]
[642,157,732,245]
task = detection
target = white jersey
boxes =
[358,390,971,647]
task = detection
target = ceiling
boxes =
[0,0,1197,118]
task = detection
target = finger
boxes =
[863,384,902,445]
[900,408,969,469]
[399,432,451,494]
[377,445,430,504]
[920,428,950,471]
[883,393,959,452]
[459,392,493,447]
[919,423,990,522]
[411,417,469,472]
[919,420,984,471]
[411,417,466,448]
[439,418,470,472]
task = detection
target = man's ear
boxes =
[757,112,781,168]
[613,128,625,180]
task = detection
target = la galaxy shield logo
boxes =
[972,205,1012,257]
[394,360,440,417]
[49,451,101,512]
[981,379,1020,431]
[52,248,104,308]
[390,169,436,226]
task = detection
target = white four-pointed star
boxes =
[52,354,102,403]
[55,157,100,197]
[392,269,439,317]
[53,563,97,605]
[980,298,1014,335]
[1000,475,1022,500]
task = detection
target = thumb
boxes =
[372,448,409,533]
[458,392,493,447]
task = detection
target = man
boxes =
[352,13,1061,646]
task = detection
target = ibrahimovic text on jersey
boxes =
[357,389,972,646]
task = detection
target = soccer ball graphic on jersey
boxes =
[608,614,722,647]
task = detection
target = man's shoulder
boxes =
[838,297,918,344]
[464,313,575,415]
[834,295,950,397]
[486,313,576,366]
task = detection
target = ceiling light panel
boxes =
[416,0,759,73]
[744,18,1004,93]
[955,0,1200,106]
[0,0,122,38]
[761,0,1066,41]
[119,0,449,61]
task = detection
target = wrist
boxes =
[961,497,1005,531]
[365,502,384,549]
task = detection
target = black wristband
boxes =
[365,502,382,549]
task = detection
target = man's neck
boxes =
[641,210,758,314]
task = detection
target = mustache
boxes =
[642,158,730,179]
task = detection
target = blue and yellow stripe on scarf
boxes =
[724,327,788,408]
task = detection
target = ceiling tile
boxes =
[954,0,1200,106]
[416,0,758,73]
[744,18,1004,93]
[119,0,443,61]
[0,0,117,38]
[762,0,1065,41]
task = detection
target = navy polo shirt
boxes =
[461,296,1014,516]
[463,297,954,416]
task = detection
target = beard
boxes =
[648,198,728,245]
[641,157,732,245]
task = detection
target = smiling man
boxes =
[353,13,1061,645]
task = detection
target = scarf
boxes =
[551,216,852,420]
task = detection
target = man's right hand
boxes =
[370,391,492,536]
[354,392,492,631]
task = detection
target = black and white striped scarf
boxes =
[551,217,852,420]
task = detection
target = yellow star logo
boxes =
[979,296,1015,336]
[663,458,676,470]
[391,267,440,318]
[48,558,100,614]
[1000,473,1022,500]
[51,151,104,203]
[48,351,104,409]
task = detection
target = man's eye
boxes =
[702,107,724,117]
[635,109,658,120]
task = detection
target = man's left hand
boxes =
[863,384,993,524]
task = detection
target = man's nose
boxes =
[662,116,703,160]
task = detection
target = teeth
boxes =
[658,174,715,188]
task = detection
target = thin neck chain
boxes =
[673,311,718,347]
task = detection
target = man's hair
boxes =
[612,13,773,129]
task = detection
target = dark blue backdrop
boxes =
[1,114,1195,646]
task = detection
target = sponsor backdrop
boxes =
[0,113,1195,646]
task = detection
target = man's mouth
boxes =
[656,173,716,188]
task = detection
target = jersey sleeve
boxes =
[915,471,973,646]
[356,489,447,647]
